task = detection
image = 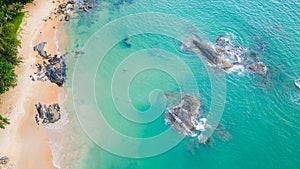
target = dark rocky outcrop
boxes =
[248,61,268,75]
[35,103,61,125]
[192,37,220,65]
[32,52,66,87]
[45,55,66,87]
[56,0,94,21]
[33,42,50,59]
[164,94,208,138]
[181,35,268,75]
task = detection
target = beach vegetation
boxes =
[0,115,10,129]
[0,0,31,94]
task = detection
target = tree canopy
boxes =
[0,0,32,6]
[0,0,26,94]
[0,0,31,129]
[0,115,10,129]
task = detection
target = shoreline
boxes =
[0,0,68,168]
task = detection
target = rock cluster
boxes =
[181,35,268,75]
[78,0,93,13]
[35,103,61,125]
[164,94,209,138]
[32,42,66,87]
[215,36,268,75]
[55,0,93,21]
[45,55,66,87]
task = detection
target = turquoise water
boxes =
[64,0,300,168]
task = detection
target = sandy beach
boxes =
[0,0,67,168]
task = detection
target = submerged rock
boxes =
[33,42,50,59]
[122,37,132,48]
[214,124,232,141]
[164,94,209,138]
[35,103,61,124]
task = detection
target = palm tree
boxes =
[13,2,23,13]
[0,115,10,129]
[1,5,14,21]
[0,61,17,94]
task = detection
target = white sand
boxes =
[0,0,67,168]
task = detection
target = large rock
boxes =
[164,94,208,138]
[192,36,221,65]
[35,103,61,124]
[33,42,50,59]
[45,55,66,87]
[32,54,66,87]
[182,35,268,75]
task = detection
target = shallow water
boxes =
[62,0,300,168]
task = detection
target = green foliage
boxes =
[0,0,32,6]
[12,12,24,34]
[0,115,10,129]
[0,0,28,94]
[0,61,17,94]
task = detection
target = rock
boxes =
[164,94,208,138]
[45,55,66,87]
[122,37,131,48]
[35,103,61,124]
[68,0,75,4]
[192,35,221,64]
[83,6,89,12]
[32,53,66,87]
[33,42,50,59]
[221,60,233,69]
[66,3,74,12]
[295,78,300,89]
[198,134,211,145]
[248,61,268,75]
[65,14,70,21]
[75,50,84,57]
[183,34,268,76]
[0,156,9,165]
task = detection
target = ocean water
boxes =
[62,0,300,168]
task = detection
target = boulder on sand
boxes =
[33,42,50,59]
[0,156,9,165]
[35,103,61,124]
